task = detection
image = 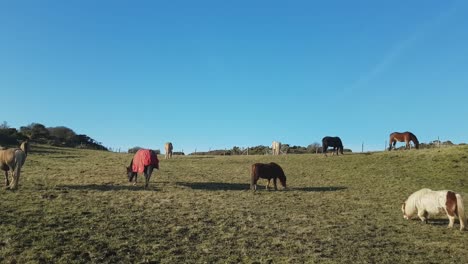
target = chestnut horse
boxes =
[0,141,29,190]
[322,136,343,156]
[126,149,159,188]
[251,162,287,191]
[389,132,419,150]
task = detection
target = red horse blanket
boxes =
[132,149,159,173]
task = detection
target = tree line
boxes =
[0,121,108,151]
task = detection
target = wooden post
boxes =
[362,142,364,153]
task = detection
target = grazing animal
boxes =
[322,136,343,156]
[126,149,159,188]
[251,162,287,191]
[402,188,466,231]
[389,131,419,150]
[0,141,29,190]
[164,142,173,159]
[272,141,281,155]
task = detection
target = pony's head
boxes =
[126,166,136,182]
[401,202,409,219]
[278,174,287,189]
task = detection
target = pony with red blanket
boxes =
[126,149,159,188]
[251,162,287,191]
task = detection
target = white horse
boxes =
[401,188,466,231]
[272,141,281,155]
[164,142,173,159]
[0,141,29,190]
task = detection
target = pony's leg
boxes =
[4,170,9,187]
[273,178,278,190]
[447,215,455,229]
[8,169,19,190]
[265,179,271,190]
[145,166,154,188]
[417,210,428,224]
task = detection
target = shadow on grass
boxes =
[176,182,348,192]
[291,186,347,192]
[177,182,250,191]
[56,184,158,192]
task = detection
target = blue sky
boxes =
[1,0,467,153]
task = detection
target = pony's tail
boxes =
[9,150,26,190]
[456,194,466,231]
[250,164,257,191]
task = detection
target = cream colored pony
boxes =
[272,141,281,155]
[402,188,466,231]
[0,141,29,190]
[164,142,173,159]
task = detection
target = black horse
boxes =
[251,162,287,191]
[322,136,344,156]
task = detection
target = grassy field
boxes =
[1,144,468,263]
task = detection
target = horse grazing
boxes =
[402,188,466,231]
[389,132,419,150]
[251,162,287,191]
[322,136,343,156]
[164,142,173,159]
[0,141,29,190]
[272,141,281,155]
[126,149,159,188]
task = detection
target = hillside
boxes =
[1,144,467,263]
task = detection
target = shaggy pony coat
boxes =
[402,188,466,231]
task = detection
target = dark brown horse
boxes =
[251,162,287,191]
[322,136,344,156]
[388,132,419,150]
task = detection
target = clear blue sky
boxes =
[1,0,467,153]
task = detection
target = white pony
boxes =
[401,188,466,231]
[272,141,281,155]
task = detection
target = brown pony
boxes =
[389,132,419,150]
[0,141,29,190]
[251,162,287,191]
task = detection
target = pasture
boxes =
[1,145,468,263]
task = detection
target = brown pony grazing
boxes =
[251,162,287,191]
[389,132,419,150]
[0,141,29,190]
[126,149,159,188]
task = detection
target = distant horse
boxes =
[389,132,419,150]
[251,162,287,191]
[0,141,29,190]
[165,142,173,159]
[272,141,281,155]
[126,149,159,188]
[402,188,466,231]
[322,136,343,156]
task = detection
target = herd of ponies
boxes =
[1,132,466,231]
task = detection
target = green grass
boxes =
[1,144,468,263]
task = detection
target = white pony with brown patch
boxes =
[401,188,466,231]
[0,141,29,190]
